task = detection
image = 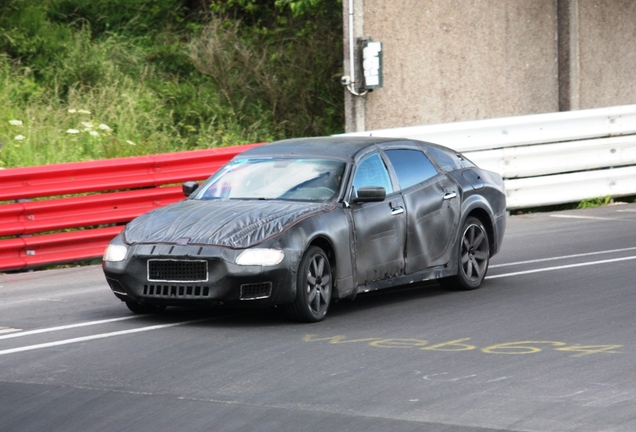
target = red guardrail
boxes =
[0,144,260,272]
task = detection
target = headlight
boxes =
[103,244,128,262]
[235,248,284,266]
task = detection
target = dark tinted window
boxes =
[427,145,475,171]
[384,149,438,190]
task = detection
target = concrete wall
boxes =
[344,0,636,132]
[577,0,636,109]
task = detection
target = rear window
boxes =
[384,149,438,190]
[426,145,475,172]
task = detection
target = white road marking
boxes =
[550,214,617,221]
[0,319,208,356]
[486,255,636,280]
[490,246,636,269]
[0,316,140,340]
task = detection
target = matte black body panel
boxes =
[123,200,334,249]
[401,174,460,273]
[351,193,407,285]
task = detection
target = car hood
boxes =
[123,199,334,249]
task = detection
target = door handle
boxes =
[391,206,404,215]
[443,192,457,200]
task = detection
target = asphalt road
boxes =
[1,203,636,432]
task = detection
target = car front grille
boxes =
[143,284,211,298]
[147,259,208,282]
[240,282,272,300]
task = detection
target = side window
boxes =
[426,146,458,172]
[352,153,394,194]
[384,149,438,190]
[427,145,475,171]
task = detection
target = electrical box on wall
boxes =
[361,39,383,90]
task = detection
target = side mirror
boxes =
[353,186,386,203]
[182,181,200,197]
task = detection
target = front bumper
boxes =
[103,243,298,308]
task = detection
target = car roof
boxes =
[239,136,417,161]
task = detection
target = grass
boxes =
[0,47,268,168]
[576,195,614,209]
[0,1,344,168]
[511,195,636,215]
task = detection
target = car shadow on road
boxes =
[327,280,454,317]
[103,280,479,327]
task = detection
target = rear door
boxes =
[384,149,460,273]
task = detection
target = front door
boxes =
[349,152,406,286]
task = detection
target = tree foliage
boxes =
[0,0,344,167]
[192,0,343,137]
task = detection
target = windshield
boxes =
[193,158,346,202]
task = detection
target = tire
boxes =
[440,216,490,291]
[285,246,332,323]
[125,300,166,314]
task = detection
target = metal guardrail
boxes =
[0,144,258,271]
[3,104,635,271]
[344,104,636,209]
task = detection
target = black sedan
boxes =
[103,137,506,322]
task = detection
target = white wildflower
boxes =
[126,140,136,146]
[66,129,80,134]
[9,119,23,126]
[81,121,93,129]
[77,109,91,115]
[98,123,111,131]
[14,134,25,141]
[89,130,100,137]
[68,108,77,113]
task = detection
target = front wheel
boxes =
[285,246,332,323]
[440,216,490,290]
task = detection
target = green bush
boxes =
[46,0,188,37]
[0,0,344,168]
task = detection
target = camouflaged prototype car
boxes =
[103,137,506,322]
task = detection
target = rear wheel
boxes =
[285,246,332,323]
[440,216,490,290]
[125,300,166,314]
